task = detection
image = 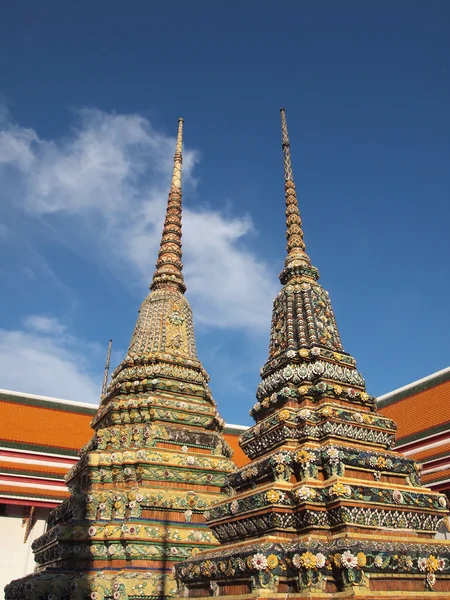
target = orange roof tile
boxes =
[422,467,450,485]
[0,460,70,478]
[0,484,69,500]
[378,379,450,441]
[409,441,450,463]
[223,433,249,468]
[0,395,248,471]
[0,401,93,452]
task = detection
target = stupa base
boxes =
[5,568,178,600]
[174,539,450,600]
[179,592,450,600]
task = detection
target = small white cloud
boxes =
[0,316,100,403]
[24,314,66,336]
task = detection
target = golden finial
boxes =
[171,118,183,190]
[150,118,186,293]
[279,108,312,278]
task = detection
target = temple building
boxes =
[173,109,450,598]
[378,366,450,494]
[3,109,450,599]
[5,118,239,600]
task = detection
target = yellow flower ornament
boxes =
[267,554,279,570]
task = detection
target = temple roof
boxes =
[0,389,96,455]
[378,367,450,491]
[378,366,450,444]
[0,389,249,507]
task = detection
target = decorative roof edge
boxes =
[0,389,249,437]
[223,423,249,435]
[0,389,98,413]
[0,440,79,457]
[394,420,450,449]
[377,365,450,408]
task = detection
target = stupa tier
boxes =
[5,119,236,600]
[174,110,450,599]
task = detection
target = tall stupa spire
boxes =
[151,117,186,293]
[279,108,313,283]
[5,117,237,600]
[174,108,450,600]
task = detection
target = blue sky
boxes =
[0,1,449,426]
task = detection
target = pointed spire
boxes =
[279,108,314,282]
[101,339,112,396]
[150,118,186,293]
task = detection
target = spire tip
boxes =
[279,109,312,279]
[150,117,186,294]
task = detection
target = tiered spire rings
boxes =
[151,118,186,293]
[173,109,450,600]
[280,108,312,279]
[5,118,236,600]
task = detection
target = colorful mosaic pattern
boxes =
[174,109,450,598]
[5,119,236,600]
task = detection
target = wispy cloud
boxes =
[0,315,100,403]
[0,107,276,330]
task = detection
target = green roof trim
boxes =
[395,420,450,448]
[1,466,66,480]
[223,425,248,436]
[378,367,450,408]
[418,446,450,465]
[425,470,450,485]
[0,488,65,501]
[0,391,97,415]
[0,439,80,457]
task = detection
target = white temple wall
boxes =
[0,506,49,597]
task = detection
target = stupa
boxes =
[5,119,236,600]
[174,109,450,599]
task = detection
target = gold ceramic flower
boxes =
[333,553,342,567]
[330,482,350,497]
[427,555,439,573]
[266,490,281,503]
[357,552,367,567]
[267,554,279,570]
[299,552,317,569]
[299,348,309,358]
[278,409,290,422]
[295,449,314,464]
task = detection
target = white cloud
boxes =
[0,108,276,330]
[24,315,67,336]
[0,316,100,403]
